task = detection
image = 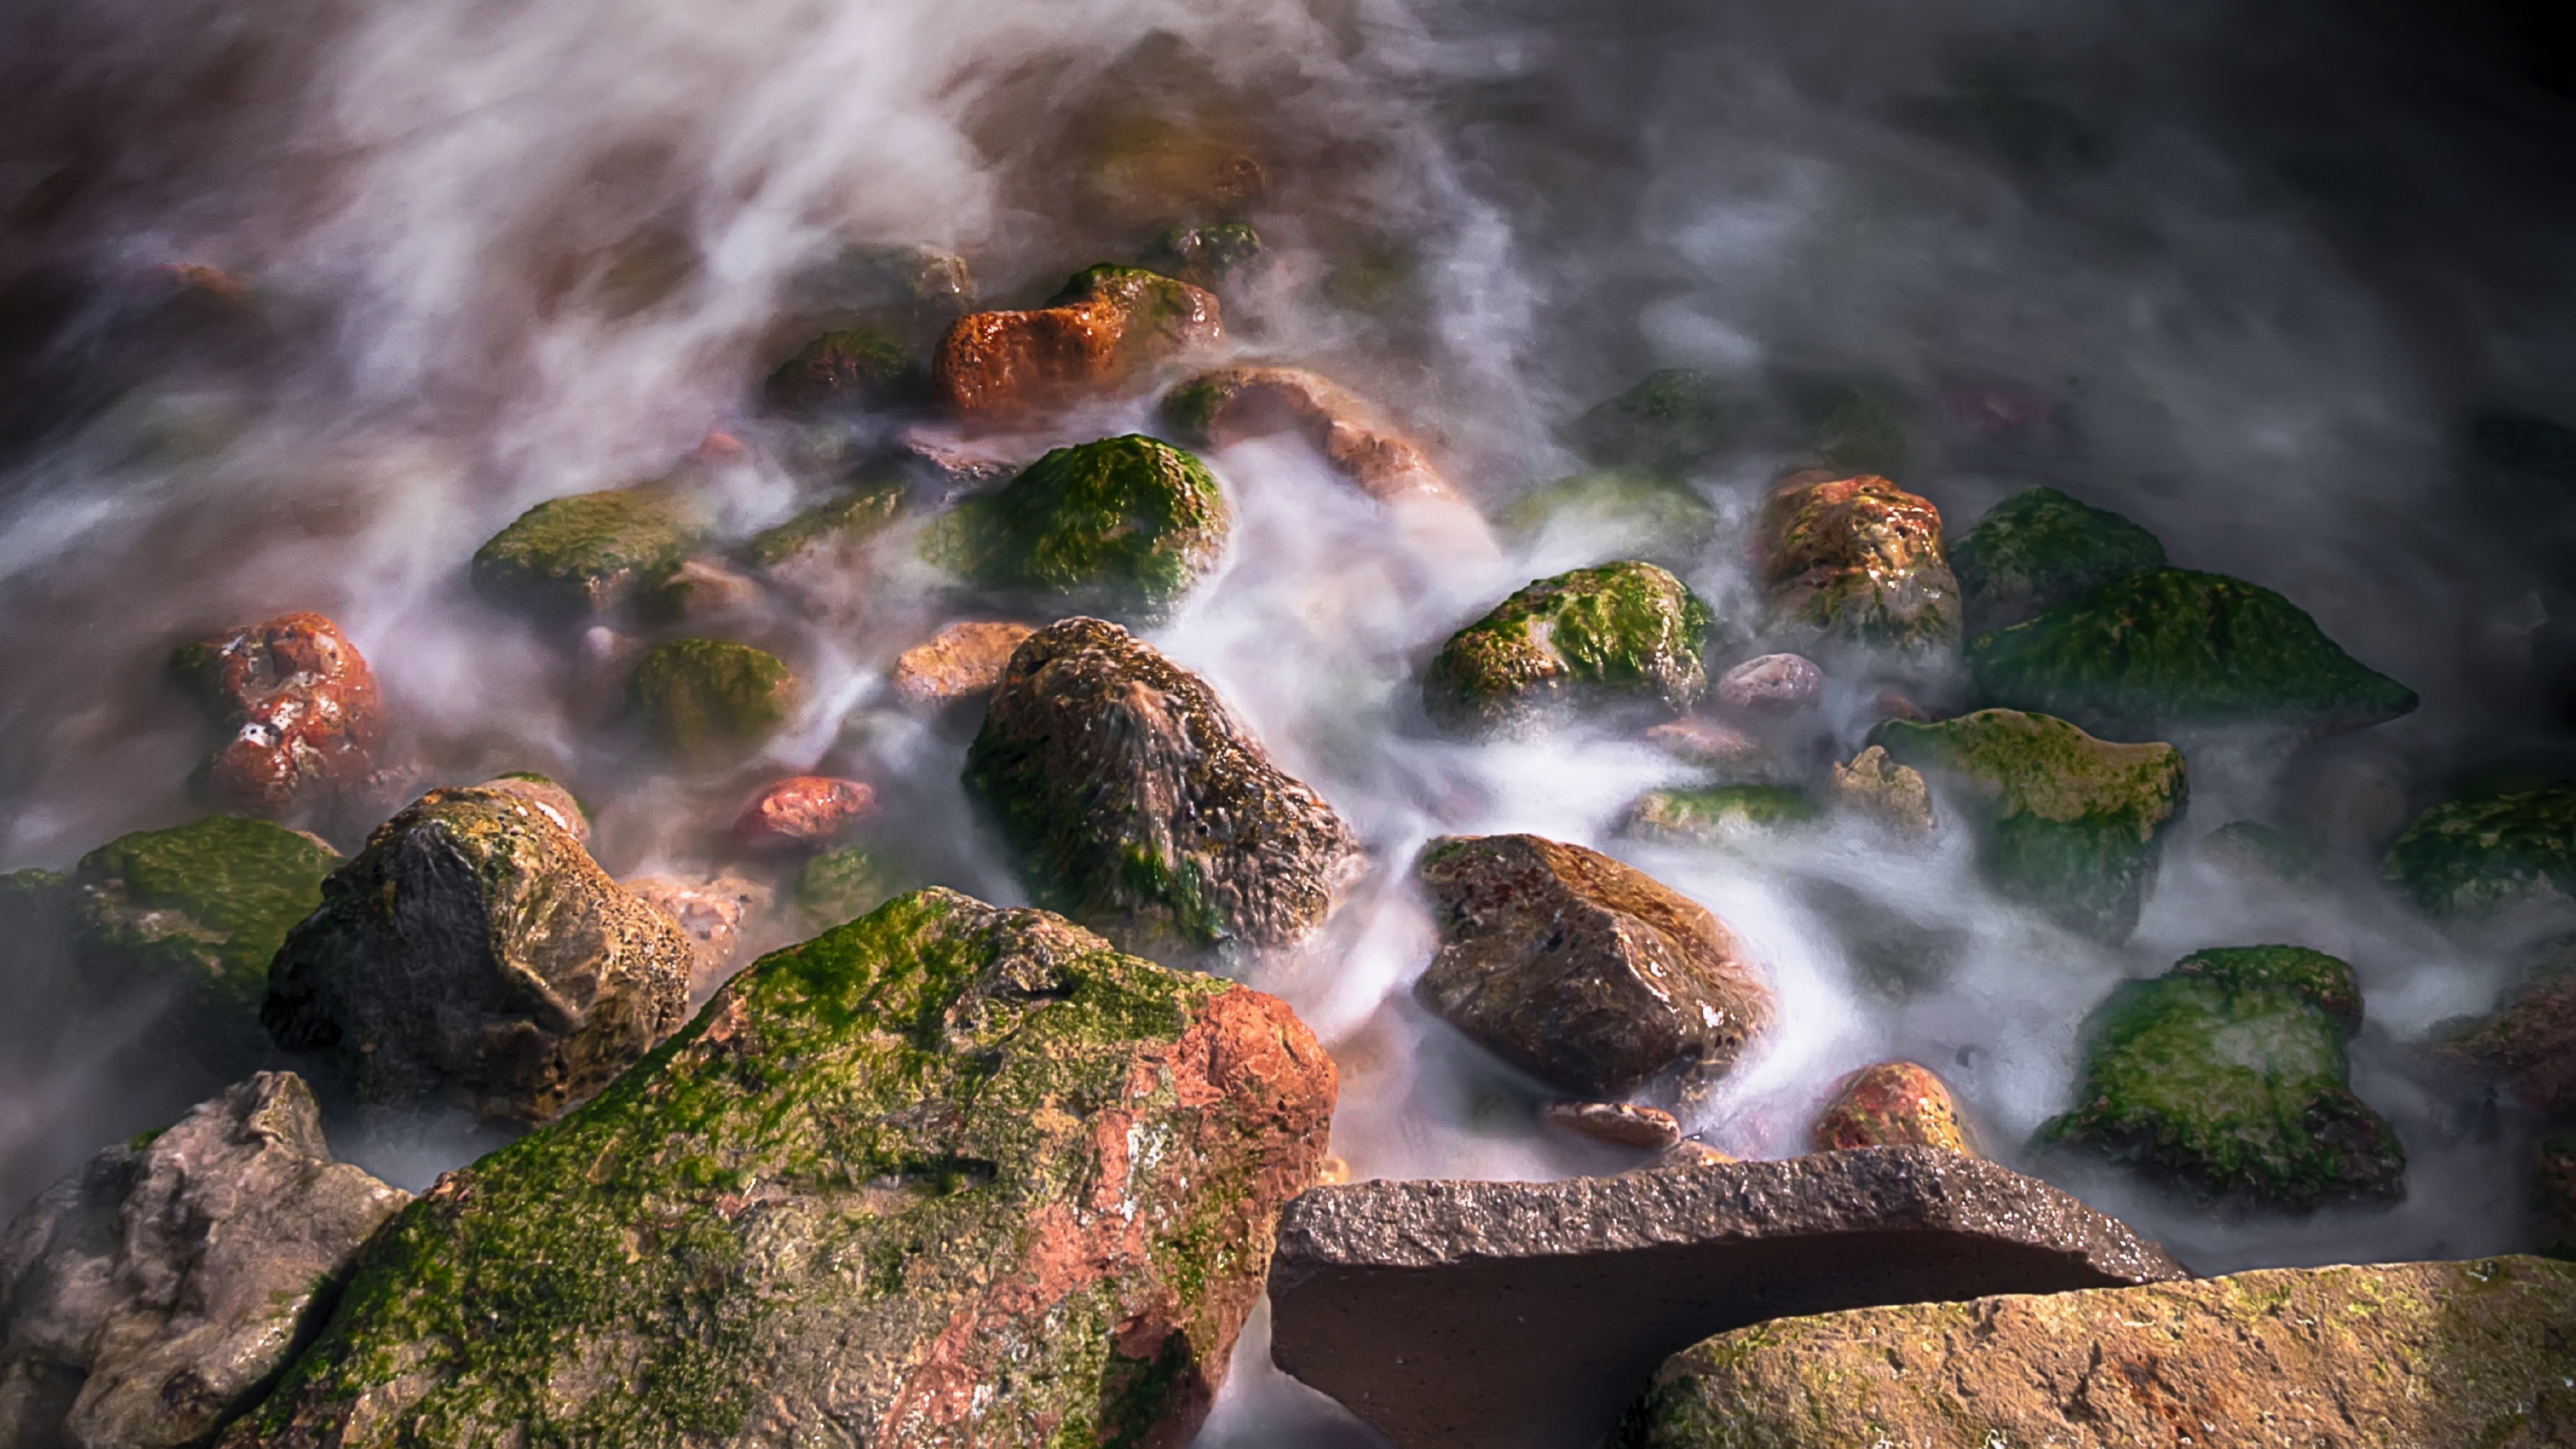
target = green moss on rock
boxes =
[928,435,1228,621]
[1499,470,1717,562]
[2383,784,2576,918]
[794,844,886,929]
[1624,785,1817,843]
[743,478,908,571]
[470,487,703,616]
[629,639,800,762]
[1948,486,2165,631]
[763,325,920,415]
[1424,561,1713,737]
[1565,370,1735,474]
[1142,223,1263,291]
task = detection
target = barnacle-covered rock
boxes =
[470,486,704,617]
[1756,472,1959,653]
[1424,562,1713,737]
[172,612,385,822]
[929,435,1229,622]
[934,265,1221,423]
[2383,784,2576,919]
[1947,485,2165,631]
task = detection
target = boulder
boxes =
[929,435,1229,622]
[470,486,703,616]
[1624,785,1817,843]
[0,1073,409,1449]
[1565,370,1734,473]
[1412,835,1772,1098]
[1713,652,1821,714]
[2037,945,2406,1210]
[261,784,694,1124]
[933,265,1221,424]
[1627,1256,2576,1449]
[1966,568,2418,741]
[963,618,1362,959]
[1266,1148,2185,1449]
[1157,364,1458,503]
[1756,472,1960,653]
[172,612,385,822]
[1872,708,2186,941]
[1811,1061,1976,1154]
[1947,485,2165,631]
[627,639,800,763]
[1828,745,1935,835]
[1540,1100,1681,1150]
[645,557,762,621]
[1424,561,1713,737]
[472,772,589,845]
[761,324,920,416]
[624,871,772,998]
[2383,784,2576,918]
[731,775,875,852]
[1141,222,1265,292]
[223,889,1337,1449]
[890,620,1036,710]
[741,478,907,575]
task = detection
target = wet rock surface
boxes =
[890,619,1035,709]
[627,639,800,762]
[2383,783,2576,918]
[1812,1061,1976,1155]
[963,617,1362,959]
[934,264,1220,423]
[930,434,1229,621]
[1827,745,1935,834]
[1267,1148,2186,1449]
[1412,834,1773,1097]
[226,889,1336,1449]
[741,478,907,576]
[470,486,703,617]
[1756,472,1959,653]
[172,612,385,824]
[0,1073,409,1449]
[1541,1100,1682,1150]
[471,772,588,845]
[761,323,919,415]
[1627,1256,2576,1449]
[1713,651,1821,714]
[262,784,694,1123]
[1424,561,1712,737]
[2447,944,2576,1115]
[1499,470,1716,564]
[1946,485,2165,632]
[731,775,875,852]
[1158,364,1457,502]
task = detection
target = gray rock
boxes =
[1266,1147,2186,1449]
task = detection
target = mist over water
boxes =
[4,0,2576,1438]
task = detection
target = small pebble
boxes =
[1542,1099,1683,1151]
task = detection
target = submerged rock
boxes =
[470,486,703,616]
[792,843,886,929]
[1756,472,1960,653]
[226,890,1337,1449]
[1624,784,1817,843]
[1641,716,1778,776]
[1966,567,2418,741]
[964,617,1361,959]
[1413,834,1772,1097]
[2037,945,2405,1210]
[1812,1061,1976,1155]
[627,639,800,763]
[2202,818,2322,887]
[172,612,386,822]
[1424,561,1713,737]
[934,265,1222,424]
[0,1073,409,1449]
[930,434,1230,622]
[741,478,908,575]
[1541,1099,1682,1151]
[762,323,919,415]
[262,784,694,1124]
[2383,784,2576,919]
[1142,222,1265,292]
[1828,745,1935,835]
[1628,1256,2576,1449]
[1947,485,2165,631]
[1157,364,1458,504]
[1713,651,1821,714]
[1499,470,1717,564]
[1267,1149,2184,1449]
[890,619,1035,710]
[1566,370,1735,473]
[1873,708,2186,941]
[731,775,875,853]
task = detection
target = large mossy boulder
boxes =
[1872,709,2185,941]
[1564,370,1735,474]
[2383,784,2576,918]
[1755,472,1958,653]
[224,889,1338,1449]
[963,618,1362,960]
[470,486,703,616]
[1966,567,2417,741]
[1947,485,2165,631]
[262,785,694,1123]
[628,639,800,763]
[1626,1256,2576,1449]
[1424,561,1712,737]
[930,434,1228,622]
[2036,945,2405,1210]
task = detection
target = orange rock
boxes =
[174,612,384,820]
[890,621,1035,709]
[1542,1099,1683,1150]
[932,266,1220,425]
[733,776,875,851]
[1812,1061,1977,1155]
[1757,472,1960,651]
[1159,365,1459,504]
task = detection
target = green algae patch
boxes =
[1966,567,2417,741]
[743,477,908,572]
[470,486,704,616]
[763,324,920,415]
[1499,470,1717,562]
[927,434,1228,621]
[2382,784,2576,919]
[1625,785,1818,843]
[1872,708,2184,941]
[794,843,888,929]
[1424,561,1713,737]
[2037,945,2403,1210]
[629,639,800,762]
[1565,370,1737,474]
[1948,485,2165,631]
[227,888,1336,1449]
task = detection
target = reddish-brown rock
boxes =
[1542,1099,1682,1150]
[731,775,876,851]
[1159,366,1458,504]
[173,612,385,821]
[1715,652,1823,714]
[1757,472,1960,652]
[890,620,1036,709]
[933,266,1220,425]
[1812,1061,1978,1155]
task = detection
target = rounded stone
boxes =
[1812,1062,1976,1155]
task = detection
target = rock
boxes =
[1805,385,1910,478]
[1499,470,1717,563]
[1757,472,1960,653]
[1412,835,1773,1098]
[1566,370,1734,473]
[2037,945,2405,1210]
[2447,949,2576,1115]
[70,816,341,1075]
[1947,485,2165,631]
[741,478,908,574]
[1872,709,2186,941]
[627,639,800,763]
[1266,1148,2186,1449]
[470,486,702,617]
[1423,561,1713,737]
[2383,784,2576,918]
[472,772,589,845]
[1624,785,1818,843]
[1542,1100,1682,1150]
[929,434,1229,622]
[261,784,695,1123]
[1157,364,1458,504]
[625,871,772,997]
[1713,651,1821,714]
[890,620,1035,709]
[172,612,385,822]
[963,618,1362,959]
[1812,1061,1976,1154]
[1641,716,1778,777]
[2542,1138,2575,1258]
[731,775,876,852]
[933,265,1222,424]
[1828,745,1935,834]
[1642,1139,1739,1169]
[891,428,1021,496]
[0,1073,409,1449]
[1873,688,1929,722]
[761,324,920,416]
[784,244,974,345]
[222,889,1337,1449]
[1627,1256,2576,1449]
[792,843,887,929]
[1142,222,1264,292]
[1966,568,2418,741]
[646,556,762,621]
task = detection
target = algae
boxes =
[763,325,919,415]
[629,639,799,761]
[1424,561,1713,736]
[1565,370,1736,474]
[1499,470,1717,561]
[470,487,703,616]
[743,477,908,570]
[2383,784,2576,918]
[1947,485,2165,630]
[1625,785,1818,843]
[927,434,1228,621]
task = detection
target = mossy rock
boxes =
[227,888,1336,1449]
[2382,784,2576,918]
[1499,470,1717,563]
[1872,709,2186,941]
[470,487,704,616]
[1966,568,2417,741]
[1807,386,1909,478]
[927,435,1228,621]
[1625,785,1818,843]
[762,325,920,415]
[1948,486,2166,631]
[793,843,887,929]
[1142,223,1264,291]
[629,639,800,762]
[1424,561,1714,737]
[1046,264,1212,328]
[742,478,908,572]
[1565,370,1735,474]
[2035,945,2404,1210]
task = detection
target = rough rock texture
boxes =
[1412,835,1774,1097]
[225,889,1337,1449]
[741,480,906,574]
[172,612,385,822]
[0,1073,409,1449]
[628,639,800,763]
[1157,365,1458,502]
[1424,562,1713,737]
[2448,949,2576,1115]
[1947,485,2166,632]
[470,487,702,616]
[1812,1062,1976,1155]
[934,266,1222,424]
[732,775,875,852]
[1714,653,1821,714]
[1267,1148,2186,1449]
[2384,784,2576,918]
[930,435,1229,622]
[1624,786,1817,843]
[762,325,919,416]
[1829,745,1935,834]
[2038,945,2406,1210]
[1756,472,1960,653]
[963,619,1362,960]
[1566,370,1734,473]
[1627,1256,2576,1449]
[1873,709,2186,941]
[1541,1100,1682,1150]
[1967,567,2418,741]
[472,773,588,845]
[890,621,1035,709]
[262,785,695,1124]
[1644,1140,1740,1170]
[625,871,773,998]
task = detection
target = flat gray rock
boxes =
[1266,1146,2186,1449]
